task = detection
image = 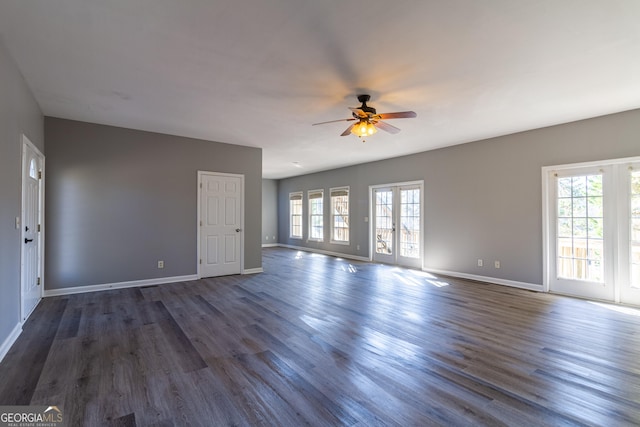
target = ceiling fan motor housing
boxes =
[354,94,377,117]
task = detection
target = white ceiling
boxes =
[1,1,639,179]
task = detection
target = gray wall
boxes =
[278,109,640,286]
[0,39,44,348]
[262,179,278,245]
[45,118,262,289]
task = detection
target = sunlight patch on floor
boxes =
[340,264,358,273]
[393,270,450,287]
[589,301,640,317]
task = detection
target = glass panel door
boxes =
[620,164,640,306]
[398,186,421,268]
[548,167,614,301]
[372,184,423,268]
[373,188,395,264]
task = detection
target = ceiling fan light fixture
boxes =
[351,121,377,137]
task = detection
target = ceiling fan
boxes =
[312,94,417,140]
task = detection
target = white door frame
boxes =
[369,180,424,269]
[197,171,245,278]
[20,134,45,322]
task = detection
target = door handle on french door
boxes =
[235,228,242,232]
[25,238,33,243]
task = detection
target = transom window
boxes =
[29,158,37,179]
[330,187,349,243]
[308,189,324,241]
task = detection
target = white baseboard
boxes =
[262,243,278,248]
[0,323,23,364]
[277,244,370,262]
[43,274,199,297]
[243,268,264,274]
[423,268,543,292]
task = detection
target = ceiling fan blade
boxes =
[341,123,355,136]
[374,120,401,134]
[312,118,356,126]
[348,108,368,118]
[377,111,417,120]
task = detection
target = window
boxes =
[308,189,324,241]
[289,192,302,239]
[330,187,349,243]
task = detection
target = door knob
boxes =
[236,228,242,232]
[24,238,34,244]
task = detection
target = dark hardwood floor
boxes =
[1,247,640,426]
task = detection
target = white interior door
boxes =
[199,172,243,277]
[372,183,423,269]
[21,136,44,321]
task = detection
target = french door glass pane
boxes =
[631,171,640,288]
[557,174,604,282]
[375,190,393,254]
[400,188,420,258]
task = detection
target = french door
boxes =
[371,182,423,269]
[544,158,640,306]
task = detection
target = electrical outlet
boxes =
[357,245,360,251]
[265,236,269,240]
[477,259,483,267]
[494,261,500,269]
[157,260,164,269]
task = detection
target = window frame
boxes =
[308,189,324,242]
[289,191,303,239]
[330,186,350,245]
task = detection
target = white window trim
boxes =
[289,191,303,240]
[330,186,350,245]
[308,189,324,242]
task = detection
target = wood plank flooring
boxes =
[1,247,640,426]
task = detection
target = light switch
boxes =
[15,217,20,230]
